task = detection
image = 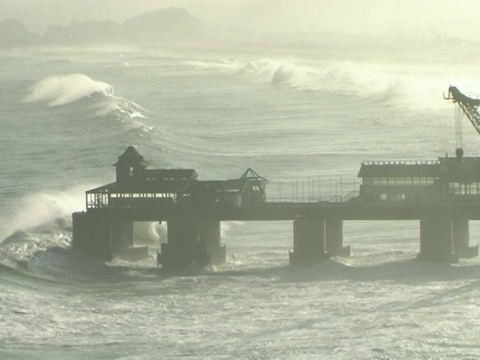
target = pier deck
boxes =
[85,201,480,222]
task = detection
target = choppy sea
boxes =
[2,45,480,359]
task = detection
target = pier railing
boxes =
[85,176,362,209]
[361,160,439,166]
[266,176,360,203]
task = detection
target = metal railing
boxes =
[266,176,360,203]
[361,160,439,166]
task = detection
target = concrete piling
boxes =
[159,215,207,271]
[325,219,351,257]
[111,222,134,254]
[452,219,478,258]
[199,220,226,266]
[289,216,329,266]
[72,211,113,261]
[418,214,457,262]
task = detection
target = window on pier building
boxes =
[378,193,405,201]
[412,177,436,186]
[389,194,406,201]
[390,178,412,186]
[364,178,388,186]
[449,182,480,195]
[364,177,436,187]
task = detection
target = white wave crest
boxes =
[183,56,454,108]
[23,73,152,130]
[240,58,279,78]
[90,95,146,119]
[3,185,91,237]
[23,74,114,106]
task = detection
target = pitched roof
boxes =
[239,168,268,185]
[113,146,146,167]
[87,180,194,194]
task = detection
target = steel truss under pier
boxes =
[72,146,480,271]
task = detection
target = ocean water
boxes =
[2,45,480,359]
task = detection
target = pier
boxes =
[72,146,480,271]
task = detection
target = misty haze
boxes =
[1,1,480,359]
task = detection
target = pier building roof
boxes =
[113,145,147,167]
[86,147,268,198]
[145,169,198,182]
[86,177,195,194]
[239,168,268,185]
[199,177,266,193]
[358,161,440,178]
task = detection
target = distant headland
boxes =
[0,7,205,48]
[2,5,478,56]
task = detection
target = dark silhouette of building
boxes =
[74,146,268,270]
[73,146,479,271]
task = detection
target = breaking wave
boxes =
[1,186,165,245]
[23,74,113,106]
[182,56,460,109]
[0,186,164,283]
[2,186,88,237]
[23,73,147,121]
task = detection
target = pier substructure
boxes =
[159,208,227,271]
[418,214,457,263]
[72,212,112,261]
[159,215,207,271]
[73,213,145,261]
[111,222,133,254]
[325,219,351,257]
[289,216,329,266]
[452,219,479,258]
[110,222,148,261]
[199,220,226,265]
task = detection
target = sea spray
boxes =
[181,56,470,110]
[23,73,149,121]
[2,185,89,238]
[23,73,113,106]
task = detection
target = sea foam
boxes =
[182,56,461,110]
[3,185,89,237]
[23,73,151,132]
[23,74,113,106]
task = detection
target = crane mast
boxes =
[444,86,480,159]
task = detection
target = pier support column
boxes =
[111,222,133,254]
[417,215,457,263]
[72,211,113,261]
[289,217,329,266]
[453,220,478,258]
[110,222,148,261]
[199,220,226,265]
[159,215,209,271]
[325,219,350,257]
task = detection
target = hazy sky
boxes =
[0,0,478,40]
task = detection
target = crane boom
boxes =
[444,86,480,135]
